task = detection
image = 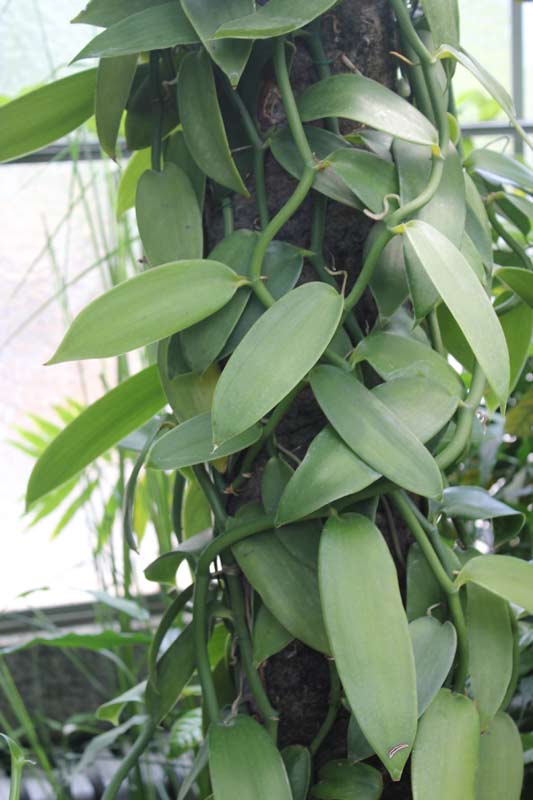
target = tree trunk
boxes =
[206,2,412,796]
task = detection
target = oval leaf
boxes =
[403,220,510,406]
[178,49,248,196]
[476,712,524,800]
[312,761,383,800]
[145,623,196,722]
[117,147,151,218]
[95,54,137,160]
[282,746,311,800]
[253,605,293,667]
[466,148,533,192]
[455,555,533,614]
[214,0,340,38]
[26,366,165,507]
[496,267,533,309]
[319,514,417,780]
[329,148,398,214]
[209,715,292,800]
[0,69,97,163]
[409,617,457,716]
[298,74,438,147]
[310,366,443,499]
[136,163,203,266]
[412,689,480,800]
[421,0,460,48]
[48,260,245,363]
[73,0,169,27]
[213,283,343,445]
[436,486,525,543]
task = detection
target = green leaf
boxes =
[411,690,480,800]
[182,477,212,539]
[233,523,330,653]
[73,3,198,60]
[395,142,465,319]
[48,260,246,363]
[96,681,147,724]
[436,45,532,151]
[352,331,464,398]
[435,486,525,543]
[209,715,292,800]
[0,630,150,656]
[214,0,340,38]
[368,228,409,319]
[347,715,375,764]
[270,125,360,209]
[261,456,293,514]
[116,147,151,218]
[455,555,533,614]
[158,337,221,423]
[169,708,203,758]
[0,69,97,163]
[310,366,443,499]
[72,0,168,27]
[136,163,203,266]
[403,220,510,406]
[298,74,438,147]
[467,584,513,730]
[145,623,196,722]
[409,617,457,716]
[421,0,460,48]
[177,737,209,800]
[95,55,137,159]
[26,367,165,507]
[51,479,99,539]
[466,148,533,193]
[165,129,206,210]
[253,605,293,667]
[328,148,398,214]
[312,761,383,800]
[319,514,417,780]
[407,543,447,622]
[78,714,147,773]
[0,733,30,799]
[505,387,533,439]
[476,712,524,800]
[148,412,262,470]
[144,529,213,583]
[464,172,493,270]
[281,746,311,800]
[213,283,343,445]
[181,0,253,87]
[496,267,533,309]
[178,49,249,196]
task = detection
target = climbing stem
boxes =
[309,662,342,756]
[273,38,315,166]
[102,720,157,800]
[390,0,434,65]
[436,364,486,470]
[343,225,394,315]
[149,51,163,172]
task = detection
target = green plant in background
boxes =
[1,0,533,798]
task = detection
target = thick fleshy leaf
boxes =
[0,69,97,163]
[328,148,398,214]
[282,746,311,800]
[144,529,213,583]
[48,260,246,363]
[347,716,375,764]
[181,0,253,86]
[435,486,525,543]
[26,367,165,507]
[352,331,463,398]
[72,0,168,27]
[95,55,137,159]
[496,267,533,308]
[96,681,147,724]
[374,376,459,444]
[466,148,533,192]
[157,337,221,422]
[407,543,447,623]
[181,477,212,539]
[312,761,383,800]
[455,555,533,614]
[368,228,408,319]
[261,456,293,514]
[145,623,196,722]
[178,49,248,196]
[253,605,293,667]
[116,147,151,217]
[412,690,480,800]
[310,366,443,499]
[464,173,493,270]
[233,524,329,653]
[136,163,203,266]
[506,387,533,439]
[270,125,359,209]
[214,0,340,38]
[403,220,510,406]
[213,284,343,445]
[180,230,258,373]
[319,514,417,780]
[148,412,261,470]
[298,74,438,147]
[467,584,513,730]
[165,129,206,209]
[73,3,198,60]
[476,713,524,800]
[409,617,457,717]
[436,45,532,151]
[395,141,465,319]
[421,0,460,48]
[209,715,292,800]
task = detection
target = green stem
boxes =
[222,197,234,236]
[343,225,393,315]
[149,51,163,172]
[428,309,446,357]
[306,23,340,135]
[273,38,314,166]
[390,492,469,692]
[254,147,269,229]
[309,662,341,756]
[390,0,434,65]
[148,584,194,683]
[436,364,486,470]
[486,202,532,272]
[102,720,157,800]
